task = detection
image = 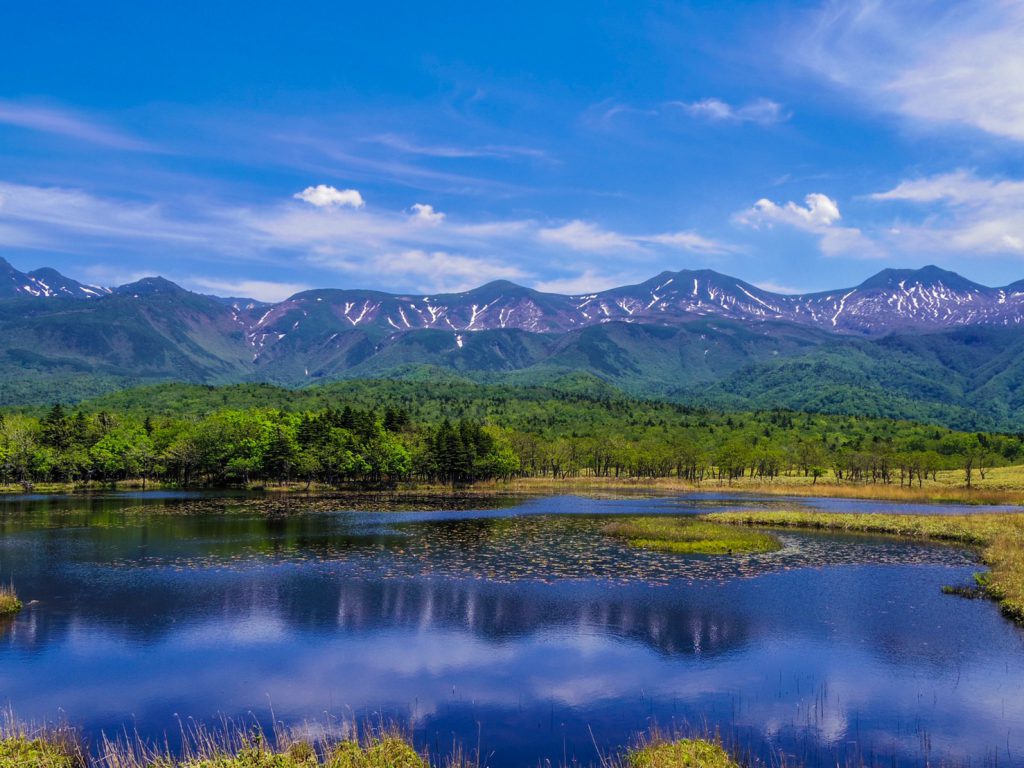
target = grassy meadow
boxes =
[603,517,781,554]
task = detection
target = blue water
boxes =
[1,492,1023,767]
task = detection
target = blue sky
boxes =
[2,0,1024,300]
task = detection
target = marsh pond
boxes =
[1,491,1023,767]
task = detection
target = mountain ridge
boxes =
[6,256,1024,337]
[5,254,1024,429]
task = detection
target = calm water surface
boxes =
[1,491,1023,767]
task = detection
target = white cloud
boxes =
[533,269,646,295]
[753,280,804,295]
[311,249,527,293]
[0,99,154,151]
[187,277,311,302]
[671,98,787,125]
[0,179,728,294]
[641,231,731,253]
[538,220,730,255]
[737,192,879,257]
[538,220,638,253]
[0,181,213,245]
[869,170,1024,255]
[293,185,365,208]
[798,1,1024,142]
[367,133,548,160]
[741,193,841,229]
[408,202,445,225]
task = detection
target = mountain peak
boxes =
[857,265,980,292]
[115,276,187,296]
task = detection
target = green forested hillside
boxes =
[4,281,1024,431]
[2,379,1017,488]
[691,327,1024,431]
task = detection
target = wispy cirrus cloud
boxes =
[366,133,548,161]
[538,220,731,255]
[0,179,727,294]
[869,170,1024,254]
[308,249,528,294]
[0,99,155,151]
[589,97,787,130]
[797,0,1024,142]
[668,98,787,126]
[186,277,312,302]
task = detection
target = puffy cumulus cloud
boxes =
[293,184,365,208]
[737,193,879,257]
[741,193,841,230]
[869,170,1024,255]
[408,202,445,225]
[671,98,787,126]
[797,1,1024,142]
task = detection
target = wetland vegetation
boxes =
[603,517,781,555]
[0,584,20,616]
[0,721,737,768]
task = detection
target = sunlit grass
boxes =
[501,474,1024,506]
[705,510,1024,622]
[604,517,781,555]
[0,717,742,768]
[0,586,21,617]
[626,739,738,768]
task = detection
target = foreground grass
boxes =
[704,510,1024,622]
[0,725,739,768]
[0,586,21,617]
[628,739,737,768]
[604,517,781,555]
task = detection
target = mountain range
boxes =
[3,255,1024,430]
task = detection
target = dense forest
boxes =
[1,379,1021,488]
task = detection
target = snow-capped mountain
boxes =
[6,256,1024,426]
[238,265,1024,342]
[5,255,1024,338]
[0,258,110,299]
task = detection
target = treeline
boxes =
[3,387,1023,487]
[0,404,518,487]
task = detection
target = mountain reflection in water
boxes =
[1,492,1022,768]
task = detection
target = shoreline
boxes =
[4,473,1024,506]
